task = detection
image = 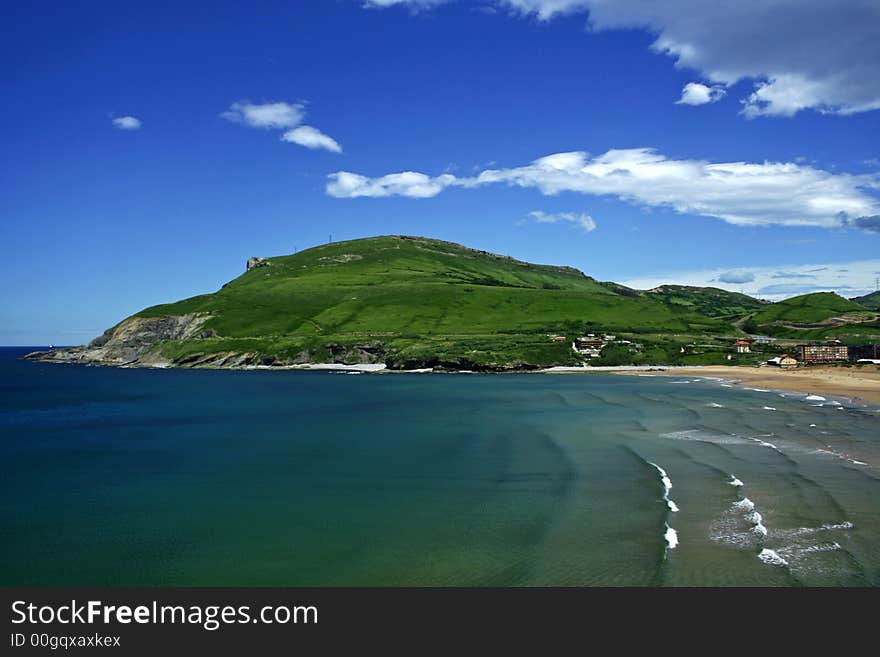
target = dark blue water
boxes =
[2,347,879,586]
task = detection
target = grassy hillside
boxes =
[746,291,879,340]
[852,291,880,311]
[135,235,735,368]
[643,285,766,318]
[750,292,871,325]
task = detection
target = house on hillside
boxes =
[573,336,606,358]
[733,339,751,354]
[799,342,848,363]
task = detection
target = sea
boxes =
[2,346,878,586]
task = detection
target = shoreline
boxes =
[614,365,880,406]
[22,351,880,406]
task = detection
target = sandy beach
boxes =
[618,365,880,406]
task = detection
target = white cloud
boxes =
[327,171,456,198]
[718,271,755,285]
[326,147,880,231]
[516,1,880,117]
[281,126,343,153]
[222,100,342,153]
[363,0,447,7]
[112,116,142,130]
[499,1,589,21]
[529,210,596,232]
[676,82,725,106]
[619,259,880,301]
[220,101,304,129]
[368,1,880,118]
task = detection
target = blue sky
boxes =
[2,0,879,344]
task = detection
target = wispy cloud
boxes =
[327,147,880,231]
[281,126,343,153]
[221,100,342,153]
[619,259,880,301]
[528,210,596,232]
[362,0,447,8]
[770,272,815,279]
[112,116,142,130]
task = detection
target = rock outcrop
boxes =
[25,313,211,366]
[246,257,270,271]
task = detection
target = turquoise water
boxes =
[2,347,879,586]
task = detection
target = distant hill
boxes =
[599,283,766,318]
[25,236,880,370]
[26,235,735,370]
[643,285,767,318]
[852,291,880,311]
[748,291,879,338]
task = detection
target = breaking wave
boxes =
[649,462,679,513]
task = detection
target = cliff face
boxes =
[26,313,211,366]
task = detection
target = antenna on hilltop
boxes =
[329,233,332,244]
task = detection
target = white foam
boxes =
[649,462,679,513]
[746,387,772,393]
[850,460,868,466]
[748,437,779,450]
[747,510,768,537]
[729,475,744,487]
[734,498,755,512]
[707,402,725,408]
[805,395,826,401]
[758,548,788,567]
[803,542,842,554]
[809,423,817,427]
[793,521,853,536]
[661,429,749,446]
[664,525,679,549]
[762,406,777,411]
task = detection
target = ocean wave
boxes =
[649,462,679,513]
[748,436,779,450]
[810,447,870,467]
[661,429,749,446]
[805,395,826,402]
[711,486,770,549]
[664,524,679,550]
[707,402,725,408]
[791,521,854,536]
[758,548,788,567]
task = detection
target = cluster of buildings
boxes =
[731,338,880,368]
[547,333,627,359]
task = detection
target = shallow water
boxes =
[1,348,878,586]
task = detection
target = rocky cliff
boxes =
[25,313,212,366]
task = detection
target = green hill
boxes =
[642,285,766,318]
[748,291,879,338]
[32,235,739,370]
[852,291,880,311]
